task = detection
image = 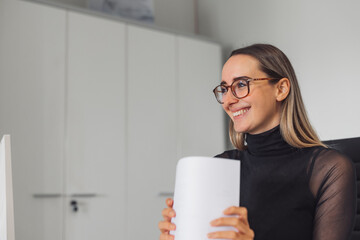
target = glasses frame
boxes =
[213,77,280,104]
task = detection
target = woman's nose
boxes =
[223,91,238,106]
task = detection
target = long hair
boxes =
[228,44,326,150]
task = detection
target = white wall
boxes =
[198,0,360,140]
[153,0,195,33]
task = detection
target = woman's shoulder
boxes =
[309,146,355,177]
[311,146,352,162]
[214,149,243,160]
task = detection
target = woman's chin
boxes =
[233,124,250,134]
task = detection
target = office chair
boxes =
[323,137,360,240]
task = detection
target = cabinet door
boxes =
[177,36,225,157]
[0,0,66,240]
[66,11,126,240]
[127,25,178,240]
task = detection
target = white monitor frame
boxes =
[0,135,15,240]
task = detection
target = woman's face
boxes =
[221,54,282,134]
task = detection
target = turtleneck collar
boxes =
[245,125,297,157]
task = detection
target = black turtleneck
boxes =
[215,125,356,240]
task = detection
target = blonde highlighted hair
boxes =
[228,44,326,150]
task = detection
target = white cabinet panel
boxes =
[127,25,178,240]
[0,0,66,240]
[66,11,126,240]
[178,36,225,157]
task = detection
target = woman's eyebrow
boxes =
[221,76,250,85]
[233,75,250,80]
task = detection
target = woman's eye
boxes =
[220,87,227,93]
[236,80,247,88]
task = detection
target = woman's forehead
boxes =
[221,55,262,83]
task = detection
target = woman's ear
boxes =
[276,78,290,101]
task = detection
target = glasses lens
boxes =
[233,79,248,98]
[214,85,226,103]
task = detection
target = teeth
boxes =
[233,108,249,117]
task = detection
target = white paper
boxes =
[0,135,15,240]
[170,156,240,240]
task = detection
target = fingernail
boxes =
[171,224,176,230]
[207,233,214,238]
[170,211,175,217]
[210,219,218,225]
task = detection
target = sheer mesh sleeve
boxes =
[309,148,357,240]
[214,149,241,160]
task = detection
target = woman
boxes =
[158,44,356,240]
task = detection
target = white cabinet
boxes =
[0,0,66,239]
[0,1,224,239]
[127,25,178,240]
[177,36,225,157]
[65,12,127,240]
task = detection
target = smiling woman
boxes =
[158,44,357,240]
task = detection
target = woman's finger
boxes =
[158,220,176,233]
[208,230,254,240]
[165,198,174,208]
[161,207,176,221]
[207,230,239,239]
[210,217,248,234]
[159,232,175,240]
[223,206,249,225]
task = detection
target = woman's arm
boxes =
[310,149,357,240]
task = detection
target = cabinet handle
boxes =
[33,193,100,198]
[33,193,62,198]
[70,193,98,198]
[158,192,174,197]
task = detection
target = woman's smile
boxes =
[232,107,250,118]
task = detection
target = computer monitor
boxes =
[0,135,15,240]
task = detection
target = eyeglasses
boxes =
[212,77,280,104]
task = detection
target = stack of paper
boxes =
[170,156,240,240]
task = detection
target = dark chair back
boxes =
[324,137,360,240]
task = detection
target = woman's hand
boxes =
[208,206,254,240]
[158,198,176,240]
